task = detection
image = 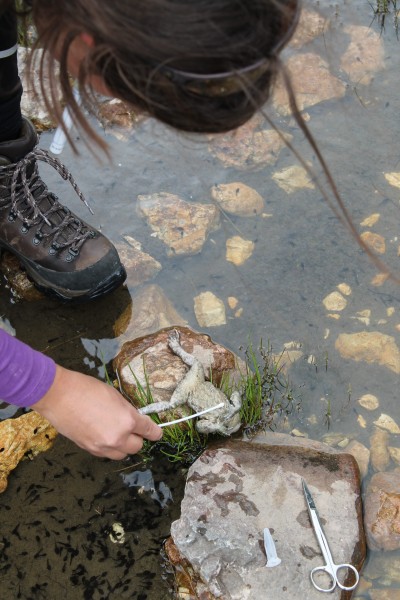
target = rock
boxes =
[340,26,385,85]
[360,231,386,255]
[358,394,380,411]
[168,435,365,600]
[346,440,370,479]
[351,309,371,326]
[137,192,220,256]
[385,172,400,189]
[364,469,400,551]
[211,183,264,216]
[335,332,400,374]
[271,165,315,193]
[0,252,44,301]
[97,98,144,131]
[374,414,400,435]
[369,589,400,600]
[289,9,328,48]
[337,283,352,296]
[225,236,254,266]
[194,292,226,327]
[360,213,380,228]
[273,53,346,116]
[113,326,245,415]
[114,236,161,288]
[323,291,347,312]
[389,447,400,466]
[227,297,239,310]
[370,427,390,472]
[0,412,57,493]
[113,284,188,340]
[208,114,291,170]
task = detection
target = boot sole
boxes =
[0,242,127,303]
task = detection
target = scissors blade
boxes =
[302,479,317,511]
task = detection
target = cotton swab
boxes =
[158,402,224,428]
[49,88,81,155]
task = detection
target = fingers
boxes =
[131,410,163,442]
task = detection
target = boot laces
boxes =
[1,148,95,253]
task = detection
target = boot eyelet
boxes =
[21,224,29,234]
[65,254,73,262]
[48,246,57,256]
[32,237,41,246]
[8,212,16,222]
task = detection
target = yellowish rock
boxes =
[346,440,370,479]
[360,213,380,228]
[211,182,264,216]
[358,414,367,429]
[358,394,379,411]
[194,291,226,327]
[291,429,308,438]
[351,309,371,326]
[337,283,352,296]
[387,307,395,317]
[374,413,400,435]
[227,296,239,310]
[322,291,347,311]
[289,8,328,48]
[327,313,340,320]
[385,172,400,189]
[271,165,315,194]
[335,331,400,374]
[0,412,57,493]
[360,231,386,255]
[389,447,400,466]
[370,427,390,472]
[371,272,389,287]
[341,26,385,85]
[226,236,255,266]
[234,308,243,318]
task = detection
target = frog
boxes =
[139,329,242,435]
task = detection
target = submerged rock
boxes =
[194,292,227,327]
[114,236,161,288]
[364,469,400,551]
[113,283,188,341]
[335,332,400,374]
[272,164,315,193]
[323,291,347,312]
[0,252,44,302]
[167,435,365,600]
[289,9,328,49]
[225,236,255,266]
[0,411,57,493]
[340,26,385,86]
[137,192,220,256]
[370,427,390,473]
[211,183,264,217]
[273,53,346,116]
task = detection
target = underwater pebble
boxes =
[357,415,367,429]
[109,522,126,544]
[388,447,400,466]
[351,309,371,326]
[337,282,352,296]
[227,296,239,310]
[371,272,389,287]
[271,164,315,194]
[194,291,226,327]
[337,438,350,449]
[370,427,390,472]
[384,172,400,189]
[327,313,340,320]
[360,213,380,228]
[360,231,386,255]
[283,341,302,350]
[307,414,318,426]
[211,182,264,216]
[291,429,308,438]
[307,355,317,365]
[234,308,243,318]
[322,291,347,311]
[374,413,400,435]
[226,236,255,266]
[387,307,395,317]
[346,440,370,479]
[323,328,330,339]
[322,433,349,447]
[358,394,380,411]
[341,25,384,85]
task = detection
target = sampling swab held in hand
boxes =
[49,88,81,155]
[264,528,281,568]
[156,402,225,428]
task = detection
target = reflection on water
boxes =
[1,0,400,596]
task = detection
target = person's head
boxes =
[19,0,299,142]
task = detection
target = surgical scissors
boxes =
[302,479,359,593]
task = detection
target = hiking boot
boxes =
[0,118,126,302]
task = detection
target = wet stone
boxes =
[194,291,227,328]
[225,236,254,266]
[340,26,385,86]
[289,8,328,49]
[114,236,161,289]
[271,164,315,194]
[364,469,400,551]
[167,435,365,600]
[0,252,44,302]
[335,332,400,374]
[211,182,264,217]
[370,427,391,473]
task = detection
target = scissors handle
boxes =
[310,563,359,593]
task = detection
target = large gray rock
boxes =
[169,435,366,599]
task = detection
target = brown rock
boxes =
[211,182,264,216]
[360,231,386,255]
[0,412,57,493]
[289,9,328,49]
[335,331,400,374]
[0,252,44,301]
[208,113,290,170]
[370,427,391,472]
[341,26,385,85]
[113,326,245,416]
[364,469,400,551]
[273,53,346,116]
[114,237,161,288]
[137,192,220,256]
[369,590,400,600]
[97,98,144,130]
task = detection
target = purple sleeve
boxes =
[0,329,56,407]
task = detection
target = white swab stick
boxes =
[49,88,81,155]
[159,402,224,428]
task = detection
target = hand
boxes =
[32,365,162,459]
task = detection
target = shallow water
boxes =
[1,0,400,597]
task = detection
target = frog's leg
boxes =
[168,329,197,367]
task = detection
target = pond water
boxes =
[1,0,400,597]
